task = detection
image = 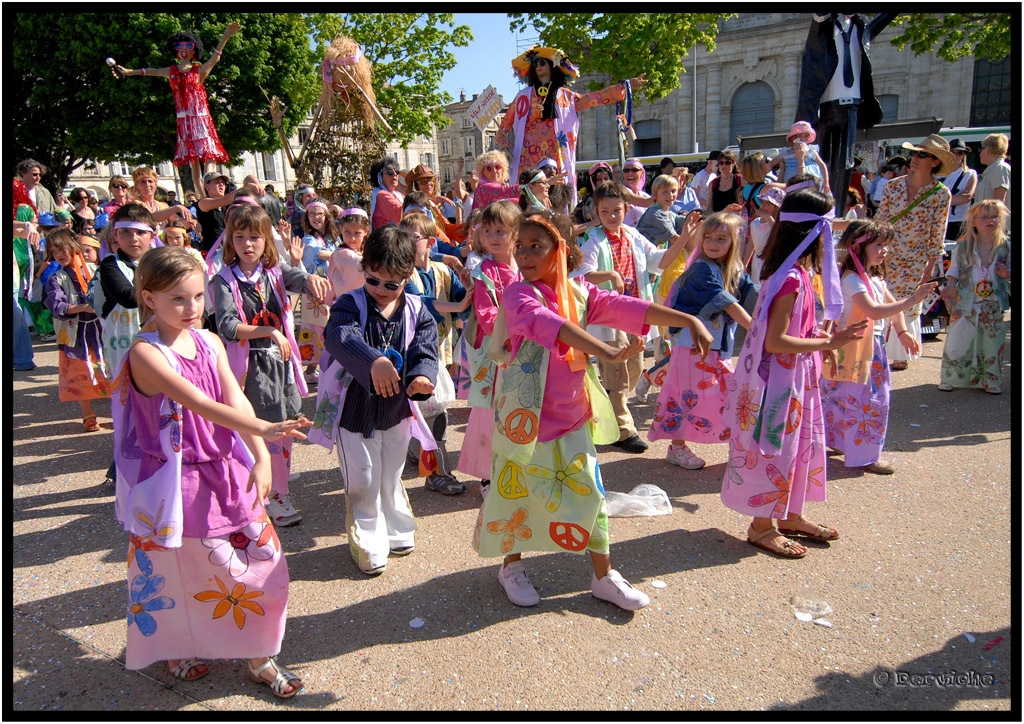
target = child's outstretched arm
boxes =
[643,305,713,359]
[555,319,646,365]
[763,292,869,355]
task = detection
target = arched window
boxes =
[632,119,661,157]
[729,82,775,145]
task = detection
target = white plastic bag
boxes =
[943,314,977,360]
[605,484,672,518]
[417,365,455,419]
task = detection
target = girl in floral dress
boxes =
[114,246,309,697]
[721,190,868,559]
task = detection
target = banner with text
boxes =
[468,86,502,132]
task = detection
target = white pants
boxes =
[884,310,921,364]
[336,420,417,570]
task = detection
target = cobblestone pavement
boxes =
[11,330,1013,713]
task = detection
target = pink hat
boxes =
[787,121,816,143]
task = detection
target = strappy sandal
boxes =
[167,658,209,682]
[747,525,808,559]
[777,515,840,541]
[82,415,100,432]
[248,658,303,699]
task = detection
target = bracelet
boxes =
[212,49,222,57]
[141,68,147,77]
[898,330,912,338]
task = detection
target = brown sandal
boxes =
[778,515,840,541]
[83,415,100,432]
[747,525,807,559]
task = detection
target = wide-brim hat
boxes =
[901,134,958,176]
[512,45,578,83]
[787,120,816,143]
[406,164,436,187]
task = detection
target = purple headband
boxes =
[340,208,368,219]
[786,179,817,193]
[305,201,330,213]
[322,45,364,83]
[113,221,155,232]
[757,209,841,322]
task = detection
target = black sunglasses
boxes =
[913,151,937,161]
[364,274,403,291]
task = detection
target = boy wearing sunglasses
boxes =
[319,226,440,576]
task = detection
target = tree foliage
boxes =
[12,13,319,193]
[507,13,736,101]
[305,13,472,147]
[889,13,1013,63]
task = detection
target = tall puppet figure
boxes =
[111,23,239,196]
[794,13,896,214]
[496,45,646,208]
[271,35,389,205]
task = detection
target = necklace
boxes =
[537,83,551,98]
[375,315,403,374]
[975,245,995,298]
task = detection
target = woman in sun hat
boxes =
[875,134,954,371]
[496,45,646,208]
[942,138,977,241]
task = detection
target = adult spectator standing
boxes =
[243,173,282,225]
[708,151,742,212]
[942,138,977,240]
[289,185,318,238]
[621,158,652,227]
[876,134,954,371]
[13,159,57,217]
[689,151,719,210]
[165,190,180,207]
[975,133,1011,213]
[103,176,131,215]
[196,171,259,252]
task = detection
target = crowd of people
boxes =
[11,39,1011,697]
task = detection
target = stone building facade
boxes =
[435,90,507,193]
[576,13,979,163]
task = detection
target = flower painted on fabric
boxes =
[747,463,791,518]
[194,575,266,630]
[526,439,591,513]
[696,359,728,396]
[736,384,761,432]
[127,573,175,636]
[556,130,570,149]
[869,359,887,393]
[833,390,886,447]
[502,343,544,408]
[126,501,176,567]
[654,399,682,434]
[807,465,824,490]
[726,440,759,489]
[202,520,276,578]
[486,507,533,554]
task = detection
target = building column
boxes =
[782,52,802,126]
[706,62,723,150]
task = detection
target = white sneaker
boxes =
[265,492,302,527]
[480,481,490,500]
[591,569,650,610]
[937,382,953,391]
[497,560,540,607]
[666,443,705,470]
[634,372,652,403]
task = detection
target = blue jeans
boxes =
[13,292,36,370]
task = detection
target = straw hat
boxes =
[901,134,958,176]
[511,45,579,83]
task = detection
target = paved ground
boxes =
[10,329,1014,713]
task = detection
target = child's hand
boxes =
[457,266,474,289]
[407,375,434,397]
[371,356,401,397]
[277,218,291,241]
[910,280,939,305]
[827,319,869,349]
[823,349,838,378]
[288,236,304,267]
[995,259,1010,279]
[609,270,624,294]
[897,330,921,356]
[246,459,272,511]
[442,255,465,275]
[599,335,645,364]
[691,321,713,360]
[306,274,331,303]
[262,416,312,442]
[270,328,291,361]
[940,285,957,302]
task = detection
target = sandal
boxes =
[249,657,303,699]
[82,415,100,432]
[747,525,807,559]
[890,361,908,371]
[167,658,209,682]
[778,515,840,541]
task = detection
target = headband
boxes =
[321,45,364,83]
[525,215,587,372]
[761,209,841,321]
[113,221,155,232]
[340,208,368,219]
[786,179,817,193]
[403,204,434,220]
[305,201,330,213]
[845,233,880,304]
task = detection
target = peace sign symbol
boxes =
[504,407,538,445]
[549,521,589,552]
[497,460,529,500]
[784,397,803,434]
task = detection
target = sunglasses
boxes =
[364,274,404,291]
[913,151,937,161]
[623,168,641,174]
[174,42,195,51]
[111,184,129,190]
[718,160,734,165]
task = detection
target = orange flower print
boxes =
[485,507,533,554]
[194,576,265,630]
[736,384,761,431]
[747,464,791,518]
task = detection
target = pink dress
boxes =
[168,64,230,167]
[720,268,827,519]
[118,329,289,670]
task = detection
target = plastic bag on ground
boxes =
[605,484,672,517]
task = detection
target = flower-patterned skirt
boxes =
[124,509,289,670]
[821,335,890,468]
[649,348,734,444]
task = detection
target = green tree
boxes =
[306,13,472,146]
[507,13,736,101]
[889,13,1013,62]
[12,13,318,193]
